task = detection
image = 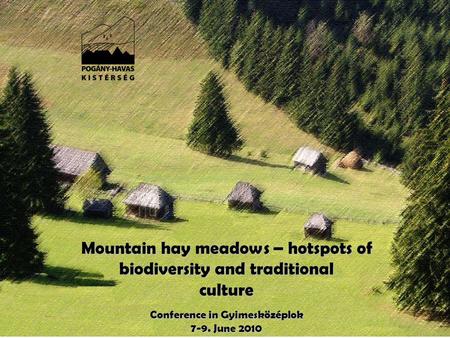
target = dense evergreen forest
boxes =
[184,0,449,164]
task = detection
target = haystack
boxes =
[338,150,363,169]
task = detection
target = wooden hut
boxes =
[83,199,113,219]
[338,150,363,169]
[292,147,328,175]
[227,181,263,211]
[304,213,333,239]
[52,145,111,183]
[124,183,174,220]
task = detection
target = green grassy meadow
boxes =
[0,202,448,336]
[0,0,446,336]
[0,43,405,223]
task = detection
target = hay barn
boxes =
[52,145,111,183]
[83,199,113,219]
[304,213,333,239]
[227,181,263,211]
[124,183,174,220]
[338,150,364,169]
[292,146,328,175]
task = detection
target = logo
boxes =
[80,16,135,81]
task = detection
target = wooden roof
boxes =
[227,181,262,204]
[52,145,110,177]
[124,183,174,209]
[292,146,327,166]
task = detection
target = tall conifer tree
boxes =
[401,81,449,188]
[1,69,64,214]
[187,72,243,157]
[183,0,203,24]
[389,82,450,319]
[20,73,65,213]
[255,23,283,101]
[233,13,264,78]
[0,68,45,279]
[238,13,266,90]
[274,28,302,105]
[198,0,241,68]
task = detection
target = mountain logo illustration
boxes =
[81,16,135,64]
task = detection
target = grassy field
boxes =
[0,1,407,223]
[0,201,448,336]
[0,0,442,336]
[0,43,406,223]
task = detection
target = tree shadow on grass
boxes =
[358,167,373,173]
[30,265,116,287]
[259,206,282,215]
[165,217,188,224]
[44,210,173,230]
[323,172,350,184]
[327,237,348,243]
[228,205,281,216]
[228,155,292,170]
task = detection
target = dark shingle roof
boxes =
[227,181,262,204]
[124,183,174,209]
[52,145,110,177]
[83,199,113,213]
[304,213,333,232]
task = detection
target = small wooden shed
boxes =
[52,145,111,184]
[338,150,363,169]
[292,147,328,175]
[124,183,174,220]
[304,213,333,239]
[227,181,263,211]
[83,199,113,219]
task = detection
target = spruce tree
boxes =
[389,82,450,319]
[389,141,450,318]
[397,39,430,135]
[183,0,203,25]
[274,28,302,105]
[187,72,243,157]
[2,69,64,214]
[401,81,449,188]
[198,0,241,68]
[254,22,283,101]
[19,73,65,213]
[237,13,266,90]
[288,57,328,135]
[0,69,45,280]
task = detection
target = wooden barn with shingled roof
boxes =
[227,181,263,211]
[304,213,334,239]
[292,146,328,175]
[83,199,114,219]
[124,183,175,220]
[52,145,111,183]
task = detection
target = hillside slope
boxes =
[0,0,330,154]
[0,0,206,58]
[0,0,406,222]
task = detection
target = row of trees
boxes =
[184,0,448,163]
[389,81,449,319]
[0,68,63,279]
[183,0,450,321]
